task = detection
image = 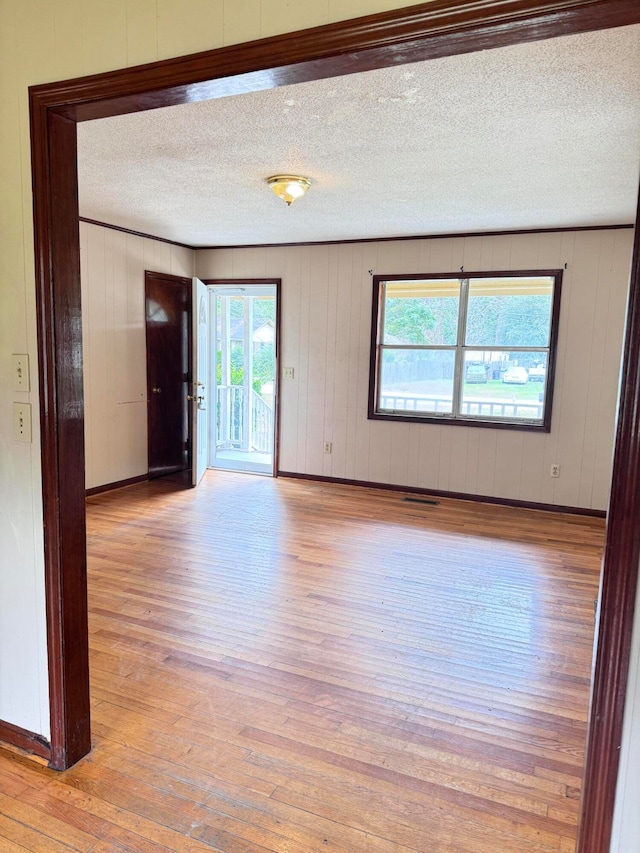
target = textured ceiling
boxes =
[77,25,640,247]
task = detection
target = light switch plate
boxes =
[13,403,32,443]
[12,354,30,392]
[283,367,295,379]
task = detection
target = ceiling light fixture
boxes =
[267,175,311,206]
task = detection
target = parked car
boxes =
[465,363,488,384]
[502,366,529,384]
[528,365,546,382]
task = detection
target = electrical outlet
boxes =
[283,367,295,379]
[324,442,332,454]
[12,354,30,392]
[13,403,32,443]
[550,463,560,478]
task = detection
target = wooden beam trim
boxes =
[80,216,635,252]
[0,720,51,761]
[577,184,640,853]
[85,474,150,498]
[79,217,194,250]
[29,101,92,772]
[278,471,607,517]
[29,0,640,122]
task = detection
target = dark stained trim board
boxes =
[24,4,640,853]
[577,180,640,853]
[274,280,282,479]
[144,270,194,285]
[80,215,634,252]
[278,471,607,518]
[0,720,51,762]
[29,0,640,124]
[206,222,635,250]
[85,474,150,498]
[29,107,92,772]
[202,278,282,284]
[79,217,193,249]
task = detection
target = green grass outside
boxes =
[463,380,542,400]
[387,379,543,401]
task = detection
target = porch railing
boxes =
[379,392,543,420]
[217,385,274,452]
[251,390,274,453]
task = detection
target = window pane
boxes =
[383,279,460,345]
[379,348,455,414]
[465,276,554,348]
[461,350,548,421]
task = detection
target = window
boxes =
[369,270,562,431]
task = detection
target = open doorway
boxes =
[209,283,279,475]
[26,5,640,853]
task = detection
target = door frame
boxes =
[25,3,640,851]
[204,278,282,478]
[145,270,193,479]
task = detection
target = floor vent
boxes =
[402,497,440,506]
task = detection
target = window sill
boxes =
[368,410,551,432]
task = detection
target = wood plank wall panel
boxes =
[196,228,634,510]
[80,222,195,489]
[591,235,635,510]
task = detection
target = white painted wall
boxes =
[611,569,640,853]
[196,229,633,511]
[80,222,194,489]
[0,0,425,739]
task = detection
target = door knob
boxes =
[152,387,162,394]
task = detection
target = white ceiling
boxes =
[77,25,640,247]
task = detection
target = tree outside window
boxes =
[369,270,562,431]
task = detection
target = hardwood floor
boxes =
[0,472,604,852]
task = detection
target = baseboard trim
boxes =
[0,719,51,760]
[277,471,607,518]
[86,474,149,497]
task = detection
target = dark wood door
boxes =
[145,271,192,479]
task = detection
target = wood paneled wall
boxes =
[196,229,634,511]
[80,222,194,489]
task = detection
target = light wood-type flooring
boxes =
[0,472,605,852]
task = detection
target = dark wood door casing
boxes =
[145,272,192,479]
[26,3,640,852]
[37,110,91,771]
